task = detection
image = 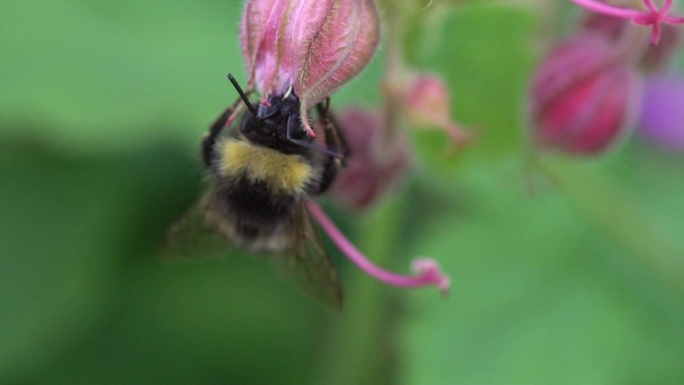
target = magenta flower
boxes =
[240,0,381,137]
[329,107,412,211]
[529,34,643,155]
[638,74,684,150]
[569,0,684,45]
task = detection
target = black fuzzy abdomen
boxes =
[225,177,295,243]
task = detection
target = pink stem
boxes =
[643,0,658,13]
[568,0,643,19]
[664,15,684,23]
[650,22,662,45]
[307,201,450,293]
[570,0,684,46]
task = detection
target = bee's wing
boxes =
[161,187,237,261]
[273,203,344,311]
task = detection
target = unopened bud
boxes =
[240,0,380,134]
[529,34,642,155]
[405,73,472,147]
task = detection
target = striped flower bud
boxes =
[529,34,642,155]
[240,0,381,136]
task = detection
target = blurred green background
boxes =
[2,0,684,384]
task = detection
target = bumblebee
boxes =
[165,74,347,309]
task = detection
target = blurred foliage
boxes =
[2,0,684,385]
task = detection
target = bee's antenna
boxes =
[227,73,258,117]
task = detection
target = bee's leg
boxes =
[202,107,232,168]
[202,98,244,168]
[286,113,340,157]
[315,97,348,195]
[317,98,348,163]
[285,113,299,139]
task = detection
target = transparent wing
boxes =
[163,188,343,309]
[272,203,344,311]
[160,187,238,261]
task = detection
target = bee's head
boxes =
[228,74,312,149]
[250,93,308,140]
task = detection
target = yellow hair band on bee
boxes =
[219,139,313,193]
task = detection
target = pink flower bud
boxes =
[638,74,684,150]
[405,73,472,147]
[329,107,411,211]
[240,0,381,135]
[529,34,642,155]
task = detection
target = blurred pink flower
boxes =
[638,74,684,150]
[329,107,411,211]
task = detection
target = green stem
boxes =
[316,195,405,385]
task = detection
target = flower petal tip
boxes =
[411,258,451,295]
[444,122,476,149]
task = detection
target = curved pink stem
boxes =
[569,0,643,19]
[664,15,684,23]
[307,201,450,293]
[643,0,658,13]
